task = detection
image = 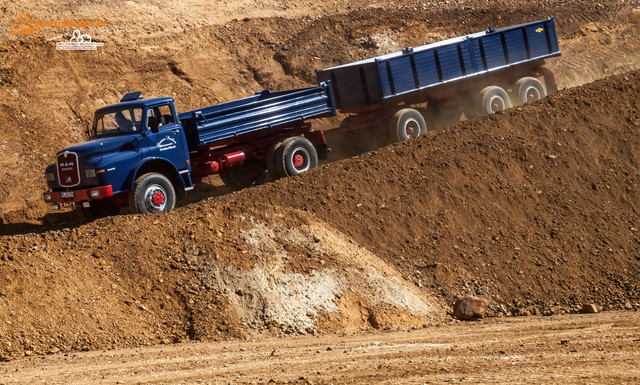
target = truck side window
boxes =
[156,104,174,126]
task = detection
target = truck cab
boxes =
[43,92,193,217]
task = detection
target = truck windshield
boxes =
[93,108,143,137]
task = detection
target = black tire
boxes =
[79,199,120,221]
[389,108,426,142]
[478,86,512,115]
[511,77,546,105]
[266,140,284,180]
[219,167,266,189]
[274,136,318,178]
[129,173,176,214]
[421,101,462,131]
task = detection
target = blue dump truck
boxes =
[44,18,560,217]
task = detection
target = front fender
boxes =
[126,157,185,192]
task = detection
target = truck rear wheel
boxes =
[389,108,426,142]
[511,77,546,105]
[129,173,176,214]
[478,86,512,115]
[275,136,318,177]
[266,140,284,180]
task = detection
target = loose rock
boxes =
[453,296,489,320]
[581,304,599,313]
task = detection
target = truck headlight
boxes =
[85,169,96,178]
[43,193,52,201]
[89,189,101,198]
[46,173,55,182]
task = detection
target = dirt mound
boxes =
[229,70,640,314]
[2,70,640,358]
[1,0,640,359]
[0,203,445,358]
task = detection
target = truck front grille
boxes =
[57,151,80,187]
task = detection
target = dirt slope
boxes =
[231,70,640,314]
[0,1,639,223]
[1,70,639,358]
[1,0,640,360]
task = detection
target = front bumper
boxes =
[43,185,114,204]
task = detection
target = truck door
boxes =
[144,104,190,172]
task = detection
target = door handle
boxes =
[172,129,180,134]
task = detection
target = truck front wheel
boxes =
[129,173,176,214]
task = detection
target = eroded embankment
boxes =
[226,71,640,315]
[1,71,640,358]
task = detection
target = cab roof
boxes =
[95,97,174,114]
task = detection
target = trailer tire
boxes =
[389,108,426,142]
[266,140,284,180]
[478,86,512,115]
[275,136,318,177]
[511,77,545,105]
[129,173,176,214]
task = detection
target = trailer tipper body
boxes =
[43,18,560,217]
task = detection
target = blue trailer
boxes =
[43,17,560,217]
[318,17,560,145]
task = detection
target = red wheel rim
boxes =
[526,88,540,102]
[293,153,305,168]
[152,191,165,206]
[491,96,505,112]
[405,119,419,137]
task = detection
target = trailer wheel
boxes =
[275,136,318,177]
[478,86,512,115]
[389,108,426,142]
[266,140,284,180]
[220,167,266,189]
[129,173,176,214]
[512,77,546,105]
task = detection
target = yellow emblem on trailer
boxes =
[535,27,544,33]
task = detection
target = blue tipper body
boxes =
[316,17,560,110]
[179,82,336,151]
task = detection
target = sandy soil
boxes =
[1,311,638,384]
[1,0,640,381]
